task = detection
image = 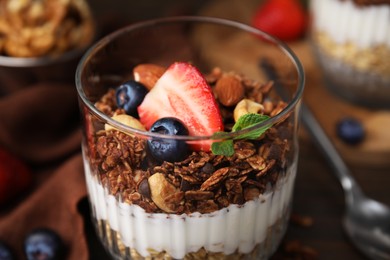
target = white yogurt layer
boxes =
[311,0,390,48]
[83,155,297,259]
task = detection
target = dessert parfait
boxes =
[76,17,304,260]
[310,0,390,107]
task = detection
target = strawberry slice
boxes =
[138,62,223,151]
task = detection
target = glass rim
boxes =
[75,16,305,141]
[0,46,89,68]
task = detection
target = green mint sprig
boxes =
[211,113,271,156]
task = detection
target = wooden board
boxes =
[198,0,390,168]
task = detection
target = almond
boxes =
[133,64,165,90]
[214,74,244,107]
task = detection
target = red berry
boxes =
[252,0,307,41]
[138,62,224,151]
[0,147,32,205]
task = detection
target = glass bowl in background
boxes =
[310,0,390,108]
[0,0,95,95]
[76,16,304,260]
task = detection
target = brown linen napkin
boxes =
[0,83,82,163]
[0,155,88,259]
[0,83,89,259]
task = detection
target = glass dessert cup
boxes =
[76,16,304,260]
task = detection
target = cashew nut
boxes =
[148,173,180,213]
[233,99,264,122]
[105,114,146,135]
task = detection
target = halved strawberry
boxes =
[137,62,223,151]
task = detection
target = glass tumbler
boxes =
[0,48,86,94]
[310,0,390,108]
[76,16,304,260]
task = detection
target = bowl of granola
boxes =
[0,0,95,93]
[76,16,304,260]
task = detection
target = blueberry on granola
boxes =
[115,80,148,117]
[24,228,64,260]
[147,117,190,162]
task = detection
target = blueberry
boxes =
[24,228,64,260]
[115,80,148,117]
[147,117,190,163]
[336,117,365,145]
[0,241,14,260]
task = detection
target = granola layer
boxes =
[93,213,289,260]
[313,31,390,77]
[311,40,390,106]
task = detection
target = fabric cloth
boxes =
[0,83,89,260]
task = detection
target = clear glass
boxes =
[0,47,87,94]
[310,0,390,108]
[76,16,304,260]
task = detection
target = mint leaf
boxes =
[211,113,271,156]
[232,113,271,140]
[211,139,234,156]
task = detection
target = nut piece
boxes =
[233,99,264,122]
[133,64,165,90]
[105,114,146,134]
[148,173,181,213]
[214,74,244,107]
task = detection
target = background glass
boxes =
[310,0,390,108]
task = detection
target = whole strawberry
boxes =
[252,0,307,41]
[0,147,32,206]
